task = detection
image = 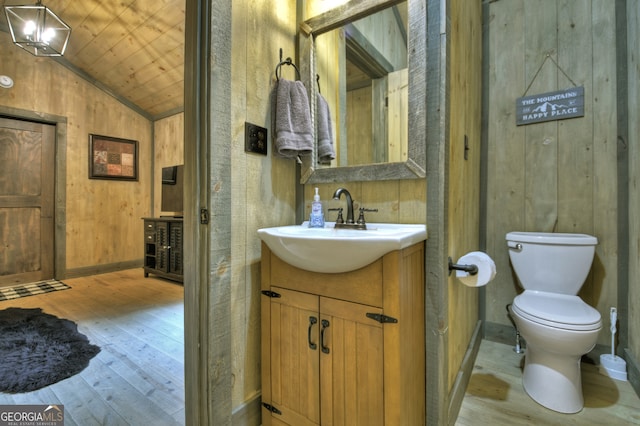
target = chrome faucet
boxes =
[332,188,355,224]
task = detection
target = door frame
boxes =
[0,105,67,280]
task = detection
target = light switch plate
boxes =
[245,122,268,155]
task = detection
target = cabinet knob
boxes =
[308,316,318,350]
[320,319,330,354]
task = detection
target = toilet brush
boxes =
[599,307,628,381]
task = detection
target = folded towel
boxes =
[316,93,336,165]
[271,79,314,159]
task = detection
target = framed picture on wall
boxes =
[89,134,138,181]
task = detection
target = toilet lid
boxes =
[512,291,602,331]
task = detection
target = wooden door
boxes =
[319,297,384,426]
[0,117,55,286]
[269,287,320,426]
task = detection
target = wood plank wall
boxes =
[447,0,483,392]
[180,0,302,416]
[0,36,152,273]
[626,0,640,375]
[303,181,425,225]
[229,0,298,412]
[484,0,619,347]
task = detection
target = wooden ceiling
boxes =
[1,0,185,120]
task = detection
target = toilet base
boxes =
[522,347,584,413]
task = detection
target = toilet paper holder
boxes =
[448,257,478,276]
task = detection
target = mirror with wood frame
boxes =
[299,0,426,183]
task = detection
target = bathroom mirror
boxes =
[299,0,426,183]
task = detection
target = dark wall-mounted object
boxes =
[162,165,178,184]
[245,122,268,155]
[161,165,184,216]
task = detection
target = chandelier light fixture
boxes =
[4,0,71,57]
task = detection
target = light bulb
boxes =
[23,20,36,36]
[42,28,55,43]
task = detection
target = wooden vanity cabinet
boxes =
[260,241,425,426]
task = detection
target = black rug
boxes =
[0,307,100,393]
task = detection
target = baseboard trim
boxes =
[64,260,143,279]
[624,348,640,399]
[232,392,261,426]
[447,320,483,425]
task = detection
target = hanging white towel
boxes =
[271,79,313,159]
[316,93,335,164]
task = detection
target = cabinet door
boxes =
[144,221,157,271]
[269,287,320,426]
[155,221,168,271]
[319,297,384,426]
[168,222,183,275]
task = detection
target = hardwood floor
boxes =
[456,339,640,425]
[0,269,185,426]
[4,270,637,425]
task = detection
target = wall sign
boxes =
[516,86,584,126]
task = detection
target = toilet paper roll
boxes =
[455,251,496,287]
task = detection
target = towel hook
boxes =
[316,74,321,93]
[275,48,301,81]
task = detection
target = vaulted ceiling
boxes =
[0,0,185,120]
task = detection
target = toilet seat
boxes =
[512,291,601,331]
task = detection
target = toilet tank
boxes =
[505,232,598,295]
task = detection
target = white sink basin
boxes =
[258,222,427,273]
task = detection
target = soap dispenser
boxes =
[309,187,325,228]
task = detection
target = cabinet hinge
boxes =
[261,290,281,298]
[366,313,398,324]
[262,403,282,415]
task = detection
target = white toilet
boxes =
[506,231,602,414]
